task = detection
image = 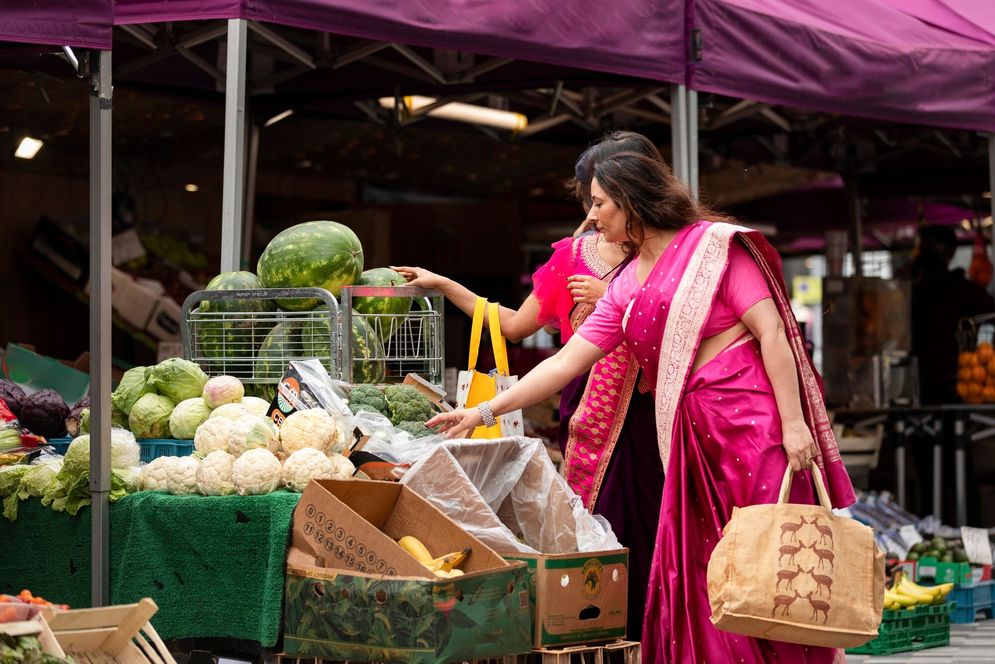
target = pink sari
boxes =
[624,222,855,663]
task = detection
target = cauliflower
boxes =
[281,448,336,491]
[210,403,250,421]
[383,385,435,425]
[141,457,174,492]
[327,453,356,480]
[197,450,235,496]
[396,421,435,438]
[194,417,232,455]
[228,415,280,457]
[348,385,389,417]
[165,456,200,495]
[232,448,282,495]
[279,409,341,454]
[241,396,271,418]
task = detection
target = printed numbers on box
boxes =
[315,531,325,544]
[325,518,336,533]
[305,503,316,518]
[335,527,346,542]
[346,535,356,549]
[345,554,356,567]
[357,543,367,557]
[324,539,334,552]
[315,512,326,526]
[376,558,387,573]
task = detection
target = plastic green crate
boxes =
[847,603,952,656]
[48,437,193,462]
[2,343,89,404]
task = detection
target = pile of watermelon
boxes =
[196,220,413,393]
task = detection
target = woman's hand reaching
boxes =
[567,274,607,305]
[781,419,818,472]
[425,408,483,439]
[391,266,446,290]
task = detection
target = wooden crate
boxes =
[271,640,639,664]
[0,614,66,658]
[45,598,176,664]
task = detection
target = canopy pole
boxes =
[670,85,688,185]
[88,49,113,608]
[687,89,699,198]
[989,134,995,297]
[845,162,863,278]
[221,18,248,273]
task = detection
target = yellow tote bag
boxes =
[455,299,523,438]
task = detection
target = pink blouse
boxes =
[531,234,616,342]
[578,238,772,353]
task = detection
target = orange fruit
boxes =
[959,367,974,382]
[957,382,970,399]
[982,386,995,403]
[972,365,987,382]
[979,343,994,364]
[960,351,974,367]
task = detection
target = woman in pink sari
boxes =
[428,150,856,662]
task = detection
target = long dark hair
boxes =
[592,151,730,248]
[569,130,664,211]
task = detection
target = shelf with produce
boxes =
[20,249,160,352]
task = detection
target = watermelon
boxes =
[198,271,275,366]
[256,221,364,311]
[254,321,303,401]
[300,308,385,385]
[351,268,413,339]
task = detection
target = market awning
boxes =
[113,0,686,84]
[0,0,114,49]
[688,0,995,132]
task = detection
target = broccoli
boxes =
[396,421,435,438]
[383,385,435,425]
[348,384,389,417]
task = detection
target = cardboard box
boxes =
[29,217,88,285]
[283,479,533,663]
[402,438,629,647]
[85,268,158,330]
[111,229,146,266]
[145,296,182,341]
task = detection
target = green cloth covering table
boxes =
[0,490,301,647]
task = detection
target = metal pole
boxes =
[89,49,113,607]
[221,18,248,273]
[845,168,863,278]
[895,419,907,508]
[242,122,260,269]
[687,89,698,199]
[988,134,995,298]
[670,84,688,185]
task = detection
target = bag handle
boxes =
[488,302,511,377]
[467,297,487,371]
[777,463,833,510]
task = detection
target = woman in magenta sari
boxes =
[397,131,665,640]
[428,151,855,663]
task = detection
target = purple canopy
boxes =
[0,0,113,49]
[114,0,685,84]
[689,0,995,132]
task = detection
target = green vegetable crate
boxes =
[916,556,974,585]
[846,603,952,657]
[48,438,193,463]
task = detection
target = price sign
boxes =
[961,526,993,565]
[899,524,924,549]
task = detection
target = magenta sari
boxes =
[622,222,855,663]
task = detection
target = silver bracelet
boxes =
[478,401,497,427]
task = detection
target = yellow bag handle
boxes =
[488,302,511,377]
[467,297,487,371]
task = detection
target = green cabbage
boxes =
[111,366,154,415]
[148,358,209,403]
[168,398,212,439]
[129,393,175,439]
[41,430,142,516]
[18,457,61,498]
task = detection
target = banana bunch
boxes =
[883,571,954,610]
[397,535,471,579]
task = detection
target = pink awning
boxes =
[0,0,113,50]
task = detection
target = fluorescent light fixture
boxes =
[378,95,528,131]
[264,109,295,128]
[184,183,199,192]
[983,191,992,199]
[15,136,43,159]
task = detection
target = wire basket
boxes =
[341,285,444,385]
[181,286,444,391]
[957,312,995,352]
[181,287,343,393]
[955,312,995,403]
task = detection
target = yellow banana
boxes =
[894,578,937,604]
[397,536,434,565]
[429,547,471,573]
[432,568,466,579]
[884,589,918,609]
[901,575,945,601]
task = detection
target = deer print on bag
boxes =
[779,516,807,544]
[776,564,805,592]
[807,567,834,599]
[805,592,831,624]
[778,541,805,567]
[806,541,836,571]
[771,590,802,617]
[809,517,835,548]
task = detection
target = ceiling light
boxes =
[264,109,294,128]
[378,96,528,132]
[15,137,43,159]
[184,183,199,192]
[983,191,992,199]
